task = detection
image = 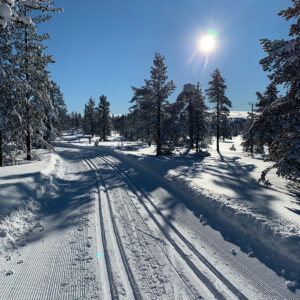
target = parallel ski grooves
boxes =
[98,156,231,300]
[85,159,119,300]
[87,159,143,300]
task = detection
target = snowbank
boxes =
[109,135,300,270]
[0,150,67,255]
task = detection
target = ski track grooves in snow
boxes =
[85,159,142,300]
[97,155,248,300]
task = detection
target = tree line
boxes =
[112,54,233,156]
[113,0,299,184]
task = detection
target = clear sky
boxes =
[40,0,292,114]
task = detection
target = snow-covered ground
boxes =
[0,130,299,299]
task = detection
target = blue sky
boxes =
[40,0,292,114]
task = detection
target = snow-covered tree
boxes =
[97,94,111,141]
[246,0,300,183]
[4,0,62,160]
[129,53,175,154]
[0,0,62,28]
[206,69,232,152]
[49,81,67,135]
[83,97,96,137]
[130,82,155,144]
[176,83,196,149]
[176,82,208,151]
[256,83,279,112]
[193,82,208,152]
[0,26,22,166]
[149,53,176,155]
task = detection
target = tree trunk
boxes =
[103,123,106,141]
[0,130,3,167]
[216,98,220,152]
[91,120,94,137]
[26,129,31,160]
[189,99,194,149]
[156,96,161,156]
[25,12,31,161]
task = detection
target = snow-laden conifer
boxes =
[245,0,300,183]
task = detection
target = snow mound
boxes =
[0,151,67,255]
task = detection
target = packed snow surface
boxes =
[0,130,299,299]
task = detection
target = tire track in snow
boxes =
[97,156,234,300]
[85,159,142,300]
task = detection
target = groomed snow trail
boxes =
[1,137,299,299]
[61,139,299,300]
[0,148,102,299]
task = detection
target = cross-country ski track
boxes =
[0,139,299,299]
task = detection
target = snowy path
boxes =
[77,142,299,300]
[1,139,299,299]
[0,149,101,299]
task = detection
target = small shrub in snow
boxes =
[229,144,236,151]
[231,249,237,255]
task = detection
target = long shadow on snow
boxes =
[55,142,300,286]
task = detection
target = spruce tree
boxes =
[176,83,196,149]
[206,69,232,152]
[149,53,176,155]
[256,82,279,112]
[97,94,111,141]
[10,1,61,160]
[247,0,300,183]
[49,81,67,135]
[0,25,22,166]
[193,82,208,152]
[130,82,155,144]
[83,97,96,137]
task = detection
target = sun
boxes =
[198,31,217,53]
[199,35,216,52]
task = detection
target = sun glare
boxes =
[199,34,216,52]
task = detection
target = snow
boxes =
[84,132,300,269]
[0,150,59,253]
[1,130,299,298]
[17,15,32,25]
[0,3,12,28]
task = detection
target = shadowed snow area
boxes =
[0,130,299,299]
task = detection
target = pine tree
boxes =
[49,81,67,135]
[83,97,96,137]
[97,94,111,141]
[130,82,155,144]
[206,69,232,152]
[176,83,196,149]
[256,82,279,112]
[10,1,61,160]
[149,53,176,155]
[247,0,300,183]
[193,82,208,152]
[0,25,22,166]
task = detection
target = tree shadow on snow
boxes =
[52,142,300,286]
